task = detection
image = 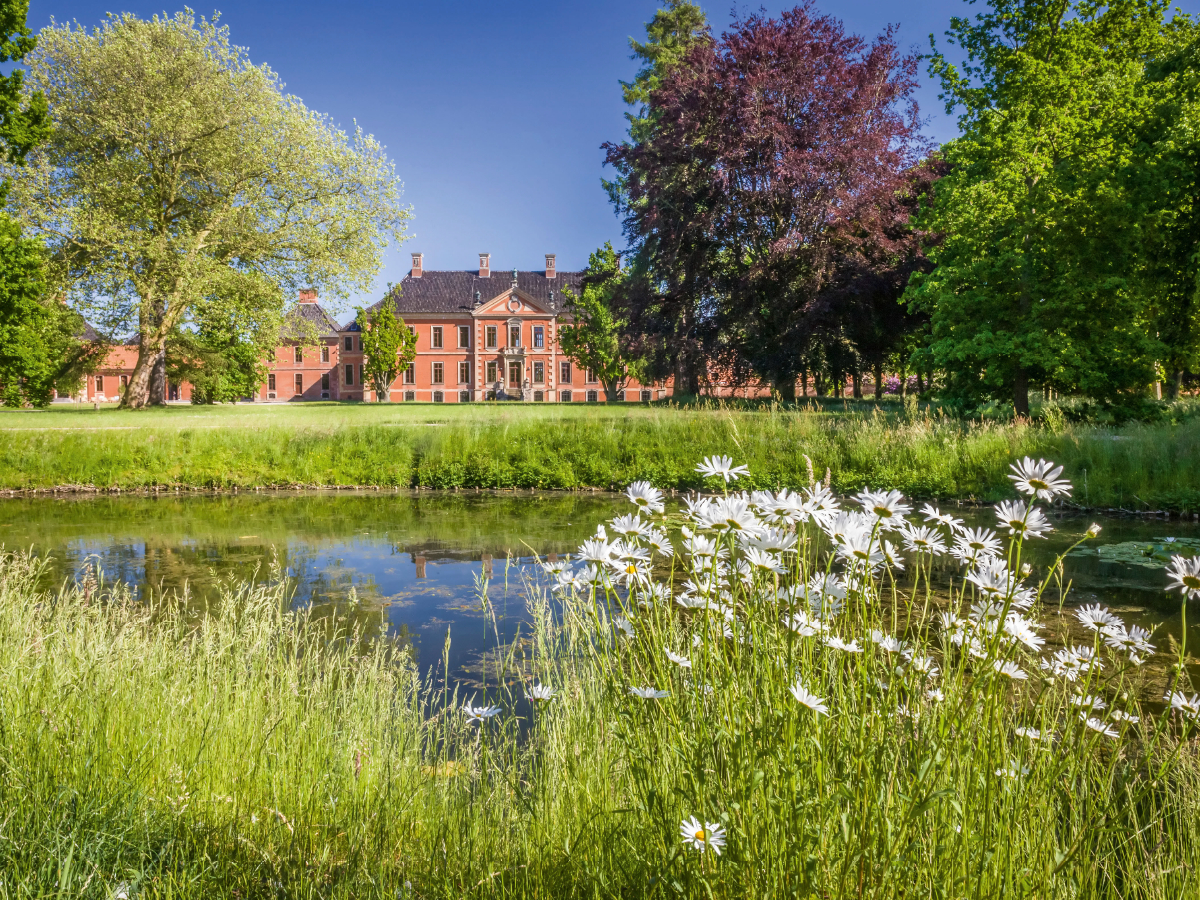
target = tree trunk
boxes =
[814,372,826,397]
[899,360,908,398]
[776,377,796,403]
[149,350,168,405]
[799,369,808,397]
[916,370,925,395]
[604,380,620,403]
[673,352,698,400]
[1013,367,1030,419]
[851,370,862,399]
[873,360,883,400]
[1168,370,1183,400]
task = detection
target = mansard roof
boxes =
[283,301,342,339]
[343,268,583,328]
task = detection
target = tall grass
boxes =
[1,460,1198,897]
[2,401,1200,509]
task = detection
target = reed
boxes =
[1,400,1199,509]
[0,455,1197,898]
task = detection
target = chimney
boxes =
[299,289,318,304]
[479,253,491,278]
[411,252,423,278]
[545,254,556,279]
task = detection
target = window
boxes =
[641,390,652,403]
[486,325,497,348]
[321,373,330,391]
[403,363,415,384]
[533,361,544,383]
[560,390,572,402]
[321,345,329,363]
[586,390,598,402]
[432,326,443,349]
[344,336,353,352]
[486,361,498,383]
[533,326,544,348]
[432,362,444,384]
[458,325,470,348]
[404,390,415,402]
[295,374,304,394]
[268,374,276,391]
[586,369,598,384]
[95,375,104,393]
[508,361,522,387]
[560,361,572,384]
[459,390,470,403]
[508,324,520,347]
[357,337,362,352]
[345,364,354,385]
[533,390,544,402]
[433,390,444,403]
[458,361,470,384]
[616,390,626,402]
[294,346,303,363]
[358,364,363,385]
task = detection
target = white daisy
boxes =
[1014,726,1043,741]
[665,648,692,669]
[994,500,1052,539]
[824,635,863,653]
[870,630,905,653]
[628,686,670,700]
[614,616,636,639]
[695,455,750,485]
[992,660,1028,680]
[526,683,556,702]
[625,480,665,513]
[1075,604,1121,633]
[856,489,912,523]
[1080,715,1118,738]
[1008,457,1071,500]
[679,816,726,854]
[463,700,502,724]
[1165,691,1200,719]
[1071,694,1107,714]
[920,502,964,530]
[1166,555,1200,600]
[789,681,830,716]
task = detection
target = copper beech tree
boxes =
[4,12,410,407]
[605,2,930,399]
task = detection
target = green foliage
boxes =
[0,214,96,406]
[356,298,417,401]
[0,0,48,176]
[1,402,1200,510]
[909,0,1170,415]
[5,11,411,407]
[558,243,641,402]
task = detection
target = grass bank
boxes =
[3,400,1200,510]
[1,466,1197,898]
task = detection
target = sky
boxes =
[25,0,1197,312]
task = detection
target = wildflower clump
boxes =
[534,455,1199,894]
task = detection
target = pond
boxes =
[0,492,1196,685]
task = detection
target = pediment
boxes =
[472,287,557,317]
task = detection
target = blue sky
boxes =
[26,0,1197,311]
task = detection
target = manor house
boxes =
[80,254,677,404]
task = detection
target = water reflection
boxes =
[0,493,1196,685]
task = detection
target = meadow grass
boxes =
[2,400,1200,510]
[1,464,1198,898]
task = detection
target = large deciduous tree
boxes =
[5,11,411,408]
[357,299,417,402]
[605,3,928,399]
[908,0,1168,416]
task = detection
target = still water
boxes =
[0,492,1196,684]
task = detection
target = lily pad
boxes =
[1068,537,1200,569]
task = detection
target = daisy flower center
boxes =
[1029,478,1049,490]
[1185,575,1200,589]
[694,830,706,842]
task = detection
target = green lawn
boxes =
[1,399,1198,510]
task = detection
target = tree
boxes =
[5,11,411,409]
[909,0,1169,416]
[605,3,928,399]
[167,300,275,404]
[0,0,93,407]
[558,243,642,403]
[356,299,416,402]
